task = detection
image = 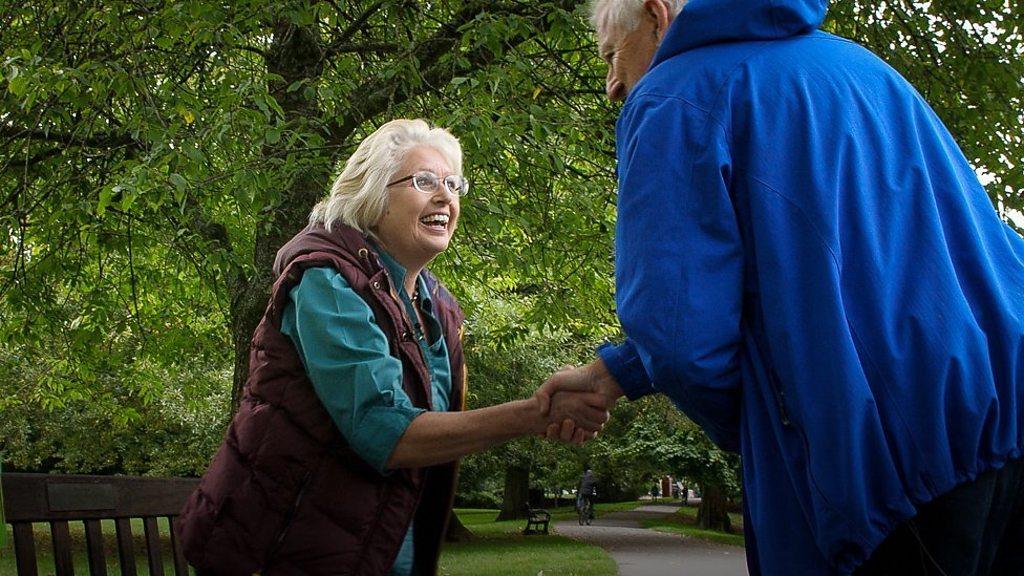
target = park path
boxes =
[553,502,748,576]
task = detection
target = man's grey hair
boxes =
[310,118,463,233]
[588,0,686,34]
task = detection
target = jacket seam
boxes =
[643,41,779,146]
[737,168,842,267]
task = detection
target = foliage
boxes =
[0,346,229,476]
[1,1,1021,488]
[580,395,742,502]
[456,293,603,508]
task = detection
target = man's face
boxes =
[598,18,661,102]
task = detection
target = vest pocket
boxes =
[262,463,317,569]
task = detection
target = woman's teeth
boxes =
[420,214,449,228]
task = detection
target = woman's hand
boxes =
[531,375,609,446]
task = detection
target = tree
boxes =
[1,0,618,472]
[457,293,599,521]
[1,0,1020,504]
[584,395,742,531]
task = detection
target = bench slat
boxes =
[144,517,165,576]
[50,520,75,575]
[84,519,108,576]
[115,518,138,576]
[12,522,38,576]
[168,516,190,576]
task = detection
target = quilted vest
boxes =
[177,223,467,575]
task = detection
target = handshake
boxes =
[532,359,625,446]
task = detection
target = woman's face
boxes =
[374,145,461,269]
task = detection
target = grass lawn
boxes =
[439,505,625,576]
[639,504,746,548]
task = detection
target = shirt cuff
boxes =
[597,341,655,401]
[351,404,426,475]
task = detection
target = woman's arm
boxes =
[284,267,608,472]
[387,391,609,469]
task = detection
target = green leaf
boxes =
[8,75,29,96]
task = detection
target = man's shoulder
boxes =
[634,32,900,119]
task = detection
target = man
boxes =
[541,0,1024,574]
[577,467,598,519]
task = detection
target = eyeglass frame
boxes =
[386,170,470,197]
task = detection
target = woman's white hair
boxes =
[310,118,463,233]
[589,0,686,34]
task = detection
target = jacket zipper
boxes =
[262,467,315,573]
[768,368,792,427]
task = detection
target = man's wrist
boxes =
[587,358,624,406]
[596,342,655,400]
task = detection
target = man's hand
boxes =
[538,359,624,411]
[536,359,624,445]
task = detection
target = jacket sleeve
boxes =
[612,94,742,451]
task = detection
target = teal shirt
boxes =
[280,251,451,576]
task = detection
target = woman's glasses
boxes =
[387,171,469,196]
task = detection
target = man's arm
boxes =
[543,95,744,451]
[613,94,743,450]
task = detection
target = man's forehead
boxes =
[596,24,622,52]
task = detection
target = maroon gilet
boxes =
[177,223,467,575]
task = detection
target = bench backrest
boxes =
[2,473,199,576]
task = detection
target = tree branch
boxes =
[326,0,577,148]
[0,124,138,150]
[323,0,390,58]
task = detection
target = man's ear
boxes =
[642,0,674,42]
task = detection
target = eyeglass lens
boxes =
[411,172,467,196]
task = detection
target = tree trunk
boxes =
[696,483,732,532]
[495,464,529,521]
[230,11,331,409]
[445,510,473,543]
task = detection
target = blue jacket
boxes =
[597,0,1024,573]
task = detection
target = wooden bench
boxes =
[522,504,550,535]
[2,473,200,576]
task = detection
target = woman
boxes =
[177,119,606,575]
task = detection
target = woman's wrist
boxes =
[518,396,547,436]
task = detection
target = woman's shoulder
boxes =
[289,266,357,303]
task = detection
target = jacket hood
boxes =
[652,0,829,66]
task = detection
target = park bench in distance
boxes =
[2,473,199,576]
[522,504,550,535]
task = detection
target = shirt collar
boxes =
[375,247,433,309]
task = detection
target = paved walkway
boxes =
[554,503,748,576]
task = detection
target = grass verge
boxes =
[638,504,746,548]
[440,507,617,576]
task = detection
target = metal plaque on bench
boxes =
[47,483,117,512]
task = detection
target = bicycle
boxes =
[577,494,594,526]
